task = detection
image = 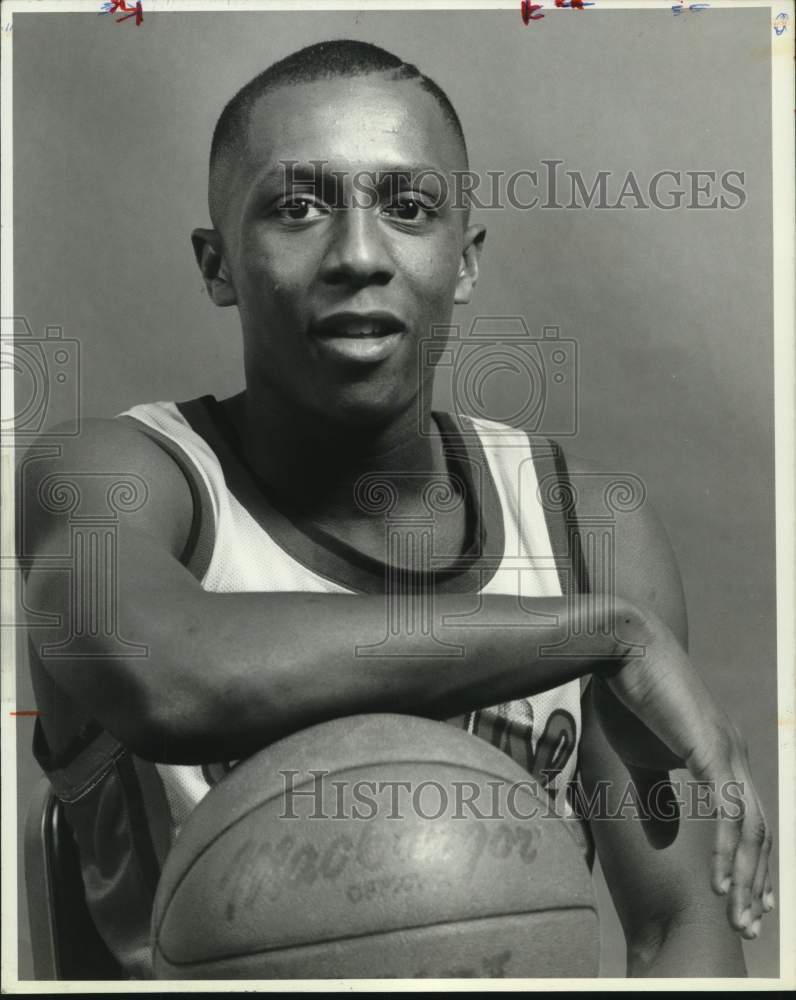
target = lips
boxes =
[311,311,406,338]
[309,311,407,363]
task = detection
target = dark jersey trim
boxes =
[528,436,591,598]
[32,712,107,776]
[176,396,505,596]
[131,755,174,869]
[116,413,216,583]
[32,710,125,802]
[175,395,358,594]
[527,434,596,869]
[114,753,163,898]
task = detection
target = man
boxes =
[22,40,773,979]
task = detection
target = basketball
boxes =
[151,714,599,979]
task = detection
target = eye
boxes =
[382,196,438,223]
[274,197,329,222]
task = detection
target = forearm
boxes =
[27,535,714,777]
[161,589,627,756]
[30,553,634,762]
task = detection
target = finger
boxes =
[747,811,773,927]
[763,876,776,913]
[712,783,743,896]
[728,795,768,932]
[688,737,740,898]
[728,751,771,935]
[741,825,772,940]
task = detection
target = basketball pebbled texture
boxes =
[151,714,599,979]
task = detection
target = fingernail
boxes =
[764,891,776,910]
[739,909,750,929]
[720,877,731,894]
[750,919,761,938]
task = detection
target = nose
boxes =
[319,208,394,289]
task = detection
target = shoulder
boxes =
[556,444,688,648]
[18,412,195,563]
[459,420,688,643]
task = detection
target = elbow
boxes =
[116,658,222,763]
[115,646,283,764]
[83,643,218,763]
[113,695,193,764]
[85,658,193,763]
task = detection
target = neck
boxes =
[228,388,447,521]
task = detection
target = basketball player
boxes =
[22,41,773,979]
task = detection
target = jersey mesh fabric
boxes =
[118,402,585,848]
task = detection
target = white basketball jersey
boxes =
[118,397,587,849]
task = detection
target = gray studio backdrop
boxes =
[13,7,777,979]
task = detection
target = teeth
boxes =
[316,319,402,338]
[341,327,383,337]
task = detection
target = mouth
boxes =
[310,311,407,363]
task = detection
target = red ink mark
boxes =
[555,0,586,8]
[104,0,144,25]
[10,710,41,717]
[521,0,544,23]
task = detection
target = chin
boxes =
[313,385,416,431]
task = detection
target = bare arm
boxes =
[22,419,628,763]
[581,696,748,976]
[566,450,771,962]
[23,421,634,762]
[21,420,772,933]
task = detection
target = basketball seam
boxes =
[155,905,598,969]
[154,758,571,927]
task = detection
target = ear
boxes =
[454,224,487,305]
[191,228,237,307]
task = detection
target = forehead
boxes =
[242,74,465,179]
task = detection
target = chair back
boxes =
[24,777,124,980]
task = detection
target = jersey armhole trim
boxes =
[117,414,215,583]
[527,436,591,598]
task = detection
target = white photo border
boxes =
[1,0,793,992]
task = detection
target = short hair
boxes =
[208,39,468,224]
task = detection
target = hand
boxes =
[598,608,775,940]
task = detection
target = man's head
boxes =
[208,40,470,229]
[193,39,486,428]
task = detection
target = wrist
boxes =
[587,598,660,681]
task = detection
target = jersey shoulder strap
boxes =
[528,437,596,866]
[528,436,591,597]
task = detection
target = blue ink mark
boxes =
[521,0,595,21]
[773,11,788,36]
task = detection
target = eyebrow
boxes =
[250,161,449,190]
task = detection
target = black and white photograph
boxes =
[2,0,793,989]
